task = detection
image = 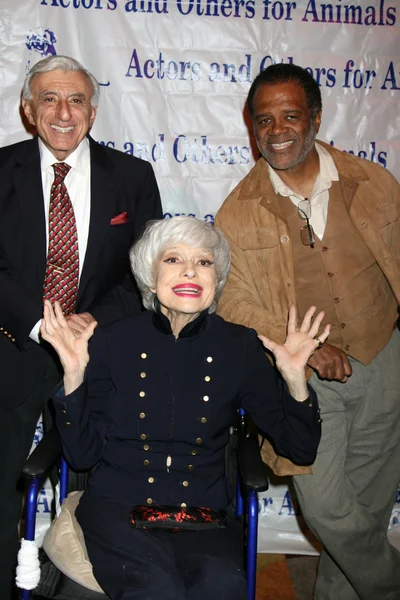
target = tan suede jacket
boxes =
[215,141,400,476]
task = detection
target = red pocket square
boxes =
[110,212,129,225]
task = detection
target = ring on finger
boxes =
[315,337,324,349]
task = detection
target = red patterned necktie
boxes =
[43,163,79,316]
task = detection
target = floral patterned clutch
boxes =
[130,505,227,531]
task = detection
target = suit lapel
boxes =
[77,137,119,302]
[13,138,47,285]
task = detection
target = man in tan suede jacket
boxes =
[215,64,400,600]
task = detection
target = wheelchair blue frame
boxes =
[236,407,261,600]
[21,407,268,600]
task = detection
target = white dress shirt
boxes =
[267,142,339,240]
[30,138,91,342]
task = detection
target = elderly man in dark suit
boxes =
[0,54,162,600]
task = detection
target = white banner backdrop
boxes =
[3,0,400,554]
[1,0,399,222]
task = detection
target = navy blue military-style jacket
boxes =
[53,311,321,511]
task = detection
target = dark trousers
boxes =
[0,350,60,600]
[77,494,248,600]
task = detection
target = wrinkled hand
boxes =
[258,306,330,401]
[66,312,96,337]
[40,300,97,377]
[307,343,352,382]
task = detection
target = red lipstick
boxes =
[172,283,203,297]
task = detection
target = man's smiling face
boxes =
[252,81,321,172]
[22,69,97,161]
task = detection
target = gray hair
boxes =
[130,216,231,313]
[22,55,100,107]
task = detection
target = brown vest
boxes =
[279,181,397,365]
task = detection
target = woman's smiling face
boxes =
[152,244,217,319]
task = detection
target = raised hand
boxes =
[40,300,97,393]
[259,306,330,401]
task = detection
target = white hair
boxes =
[130,216,231,313]
[22,55,100,107]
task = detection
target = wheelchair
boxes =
[20,408,269,600]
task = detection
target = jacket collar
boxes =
[152,307,208,338]
[12,138,46,285]
[76,136,122,305]
[13,136,41,166]
[238,140,370,214]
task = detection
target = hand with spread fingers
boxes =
[40,300,97,394]
[259,305,330,402]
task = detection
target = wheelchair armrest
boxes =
[21,427,62,481]
[237,435,269,493]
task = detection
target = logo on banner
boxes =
[24,28,110,87]
[25,27,57,73]
[26,27,57,58]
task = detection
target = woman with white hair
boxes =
[41,216,329,600]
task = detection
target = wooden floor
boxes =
[256,554,318,600]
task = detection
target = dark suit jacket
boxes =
[53,311,321,512]
[0,136,162,407]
